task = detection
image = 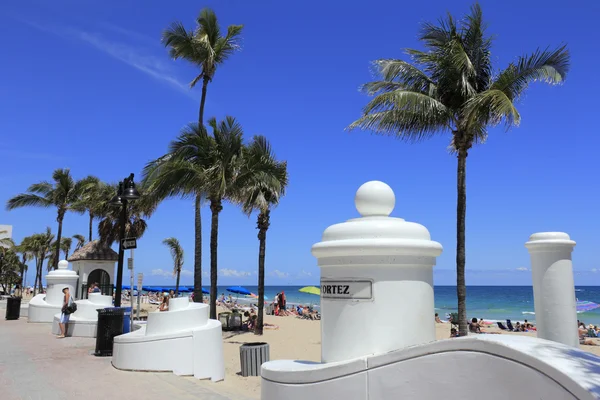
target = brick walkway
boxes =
[0,318,250,400]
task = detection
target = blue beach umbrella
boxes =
[226,286,251,296]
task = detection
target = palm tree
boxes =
[143,151,206,304]
[348,4,569,336]
[163,237,184,296]
[235,136,288,335]
[20,229,54,294]
[14,241,32,288]
[72,234,86,251]
[0,248,20,294]
[152,117,244,318]
[161,8,243,305]
[73,176,106,242]
[6,169,83,270]
[162,8,243,124]
[97,182,155,246]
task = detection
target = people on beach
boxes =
[469,318,482,333]
[159,293,169,311]
[58,287,72,338]
[169,289,175,299]
[435,313,442,323]
[450,328,459,338]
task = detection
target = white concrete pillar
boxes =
[312,181,443,363]
[525,232,578,347]
[45,260,79,306]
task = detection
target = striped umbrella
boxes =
[577,300,600,313]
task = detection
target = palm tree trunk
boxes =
[193,194,203,303]
[209,198,223,320]
[54,215,63,269]
[456,147,468,336]
[89,213,94,242]
[175,269,181,297]
[199,76,210,125]
[255,210,269,335]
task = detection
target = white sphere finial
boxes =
[58,260,68,270]
[355,181,395,217]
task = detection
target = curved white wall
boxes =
[112,300,224,381]
[50,293,114,337]
[262,335,600,400]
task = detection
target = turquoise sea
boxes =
[149,285,600,325]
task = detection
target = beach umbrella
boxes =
[577,300,600,312]
[226,286,251,296]
[299,286,321,296]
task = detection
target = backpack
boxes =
[65,296,77,314]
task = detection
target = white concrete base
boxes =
[28,294,62,323]
[261,335,600,400]
[112,298,224,381]
[51,315,99,337]
[20,303,28,318]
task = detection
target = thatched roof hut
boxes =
[68,240,118,262]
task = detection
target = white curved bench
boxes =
[28,294,61,323]
[112,297,224,382]
[262,335,600,400]
[50,293,113,337]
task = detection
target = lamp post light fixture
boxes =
[110,173,140,307]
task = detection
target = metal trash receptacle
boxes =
[240,342,270,377]
[5,297,22,320]
[94,307,124,356]
[122,307,132,333]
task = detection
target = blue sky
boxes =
[0,0,598,287]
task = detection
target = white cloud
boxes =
[269,269,290,279]
[298,270,312,277]
[180,269,193,277]
[592,268,598,273]
[219,269,251,278]
[151,268,172,278]
[515,267,529,272]
[14,17,193,98]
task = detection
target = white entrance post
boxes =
[312,181,443,363]
[525,232,578,347]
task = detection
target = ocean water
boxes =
[149,285,600,325]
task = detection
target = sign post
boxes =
[129,249,134,331]
[122,238,137,250]
[137,272,143,320]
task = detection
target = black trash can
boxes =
[240,342,270,377]
[5,297,22,320]
[94,307,124,357]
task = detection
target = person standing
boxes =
[58,287,72,338]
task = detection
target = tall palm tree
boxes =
[163,237,184,296]
[72,234,86,251]
[97,182,155,246]
[235,136,288,335]
[0,248,20,294]
[6,169,83,270]
[348,4,569,336]
[161,8,243,305]
[73,176,106,242]
[162,8,243,124]
[154,117,243,319]
[143,150,206,304]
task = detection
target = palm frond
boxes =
[162,21,198,61]
[364,59,434,95]
[6,193,52,210]
[492,45,570,101]
[462,89,521,131]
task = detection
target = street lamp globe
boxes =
[122,178,140,201]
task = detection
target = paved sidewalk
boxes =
[0,318,251,400]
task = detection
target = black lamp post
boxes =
[110,173,140,307]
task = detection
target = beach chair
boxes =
[497,322,508,330]
[506,319,515,331]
